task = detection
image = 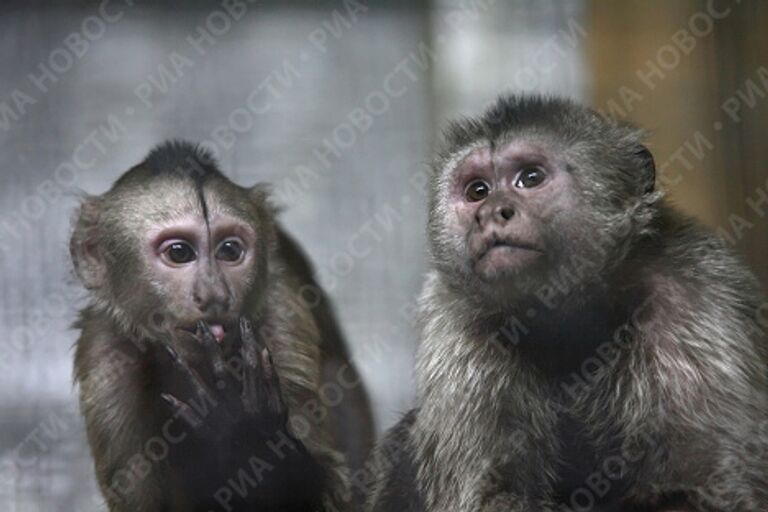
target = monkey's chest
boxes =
[551,414,631,510]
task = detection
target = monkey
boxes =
[365,96,768,512]
[69,140,373,512]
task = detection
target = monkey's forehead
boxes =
[111,178,252,227]
[439,136,567,174]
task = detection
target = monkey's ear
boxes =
[248,183,281,216]
[70,197,107,290]
[635,145,656,194]
[248,183,271,203]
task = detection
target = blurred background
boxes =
[0,0,766,510]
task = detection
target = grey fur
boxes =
[367,96,768,511]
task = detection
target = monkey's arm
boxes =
[365,410,425,512]
[162,318,326,511]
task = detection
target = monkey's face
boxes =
[425,97,658,306]
[143,217,258,343]
[430,138,598,299]
[73,174,274,353]
[135,181,271,350]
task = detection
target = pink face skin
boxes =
[448,140,576,281]
[144,212,259,343]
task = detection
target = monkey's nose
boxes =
[193,292,230,314]
[495,205,515,222]
[477,203,515,227]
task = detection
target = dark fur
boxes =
[366,96,768,511]
[71,141,373,511]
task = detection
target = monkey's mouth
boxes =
[478,238,543,259]
[473,237,544,276]
[178,321,229,343]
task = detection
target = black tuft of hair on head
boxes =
[141,140,222,184]
[443,95,586,150]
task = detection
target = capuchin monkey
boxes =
[366,96,768,512]
[70,141,373,512]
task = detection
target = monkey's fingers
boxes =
[259,346,286,418]
[239,317,262,368]
[239,317,288,420]
[196,320,228,381]
[240,317,263,414]
[240,318,286,419]
[161,393,219,438]
[162,342,218,406]
[161,393,203,428]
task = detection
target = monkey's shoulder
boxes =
[631,210,768,370]
[640,209,763,303]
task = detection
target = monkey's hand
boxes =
[160,318,325,509]
[161,318,292,439]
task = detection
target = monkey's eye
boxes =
[514,167,547,189]
[216,239,244,263]
[164,242,196,264]
[464,179,491,202]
